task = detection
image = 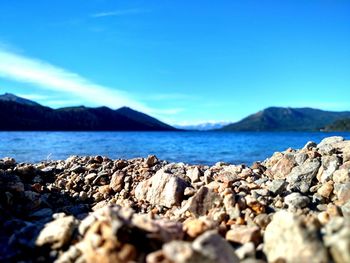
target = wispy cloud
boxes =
[0,48,153,113]
[91,9,149,18]
[0,47,187,121]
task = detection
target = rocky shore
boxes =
[1,136,350,263]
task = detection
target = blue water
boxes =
[0,131,349,165]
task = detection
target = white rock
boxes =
[36,216,77,249]
[264,211,328,263]
[192,230,240,263]
[135,170,188,208]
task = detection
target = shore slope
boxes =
[1,136,350,262]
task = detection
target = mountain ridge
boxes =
[0,93,41,106]
[220,107,350,131]
[2,93,350,131]
[0,93,176,131]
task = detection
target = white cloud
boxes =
[0,48,153,113]
[91,9,148,18]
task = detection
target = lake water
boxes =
[0,131,349,165]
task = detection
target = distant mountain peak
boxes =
[117,106,140,113]
[174,121,230,131]
[221,107,350,131]
[0,93,41,106]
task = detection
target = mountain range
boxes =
[220,107,350,131]
[0,93,175,131]
[1,93,350,131]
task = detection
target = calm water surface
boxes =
[0,131,349,165]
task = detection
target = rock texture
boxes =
[1,136,350,262]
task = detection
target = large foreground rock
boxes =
[264,211,328,263]
[135,170,188,208]
[324,217,350,263]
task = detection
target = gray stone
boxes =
[264,211,328,263]
[318,136,344,148]
[181,186,222,217]
[235,242,256,260]
[267,179,286,195]
[295,152,309,165]
[324,217,350,263]
[303,141,317,150]
[287,159,320,193]
[341,199,350,219]
[186,167,201,183]
[317,155,341,182]
[284,192,310,209]
[70,164,84,173]
[318,136,344,155]
[135,170,188,208]
[85,173,97,182]
[334,182,350,204]
[162,241,200,263]
[192,230,240,263]
[109,171,124,192]
[36,216,78,249]
[333,161,350,183]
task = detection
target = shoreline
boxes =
[1,136,350,262]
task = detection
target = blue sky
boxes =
[0,0,349,125]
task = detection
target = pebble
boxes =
[317,181,334,198]
[225,225,261,245]
[284,192,310,210]
[36,216,77,249]
[267,179,286,195]
[264,211,328,263]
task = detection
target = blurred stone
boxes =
[317,156,340,182]
[186,167,201,183]
[181,186,222,217]
[267,179,286,195]
[145,155,158,167]
[109,171,124,192]
[334,182,350,205]
[264,211,328,263]
[183,218,211,238]
[235,242,256,260]
[226,225,261,245]
[284,192,310,210]
[317,181,334,198]
[36,216,77,249]
[324,217,350,263]
[192,231,240,263]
